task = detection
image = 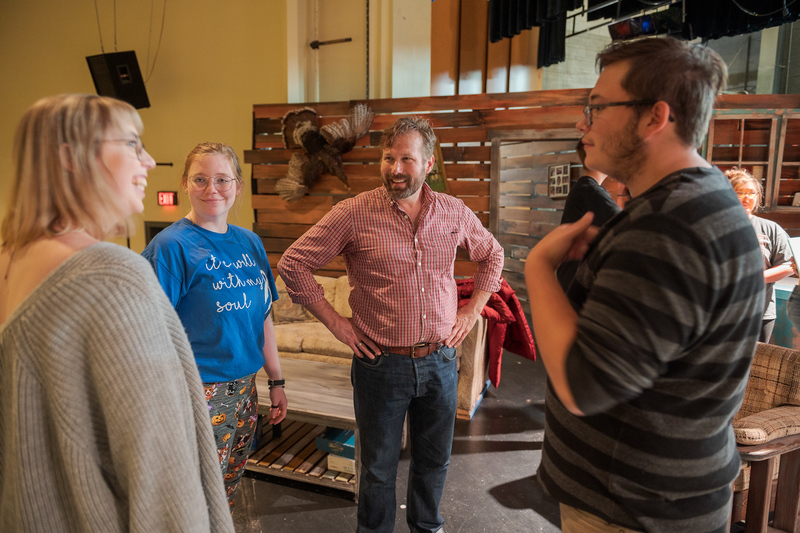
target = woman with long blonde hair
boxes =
[0,94,233,532]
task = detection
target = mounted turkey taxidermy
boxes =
[276,104,374,202]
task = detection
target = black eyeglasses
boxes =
[102,138,146,161]
[582,100,656,127]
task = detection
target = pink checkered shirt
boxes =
[278,184,504,346]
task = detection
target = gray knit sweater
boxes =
[0,243,234,532]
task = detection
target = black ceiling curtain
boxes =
[489,0,583,68]
[685,1,799,41]
[489,0,800,68]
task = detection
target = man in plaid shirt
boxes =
[278,116,503,533]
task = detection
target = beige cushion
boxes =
[736,343,800,421]
[273,275,345,324]
[279,351,351,365]
[733,405,800,445]
[272,277,314,324]
[274,322,314,352]
[274,321,351,360]
[332,275,352,318]
[792,362,800,405]
[301,328,352,358]
[318,275,341,309]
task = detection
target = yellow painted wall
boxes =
[0,0,287,253]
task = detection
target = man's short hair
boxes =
[379,116,437,159]
[597,37,727,148]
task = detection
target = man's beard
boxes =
[607,117,646,186]
[382,170,426,200]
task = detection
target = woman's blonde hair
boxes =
[725,167,763,212]
[1,94,143,252]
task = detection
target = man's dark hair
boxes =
[597,37,727,148]
[379,116,437,159]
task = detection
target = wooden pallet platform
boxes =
[246,419,357,494]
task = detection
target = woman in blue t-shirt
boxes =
[143,142,287,510]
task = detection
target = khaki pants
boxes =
[560,504,644,533]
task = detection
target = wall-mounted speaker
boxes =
[86,51,150,109]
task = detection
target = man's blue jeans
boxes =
[351,345,458,533]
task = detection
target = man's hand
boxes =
[304,299,381,359]
[445,288,492,348]
[329,314,381,360]
[444,306,480,348]
[526,212,597,272]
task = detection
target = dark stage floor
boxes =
[232,351,561,532]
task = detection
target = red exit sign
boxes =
[157,191,178,206]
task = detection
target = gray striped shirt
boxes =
[538,167,765,532]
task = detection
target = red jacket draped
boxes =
[456,277,536,387]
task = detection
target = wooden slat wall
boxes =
[248,92,800,312]
[246,89,588,279]
[492,132,582,317]
[705,98,800,234]
[431,0,541,96]
[486,94,800,316]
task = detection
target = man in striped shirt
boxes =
[278,117,503,533]
[525,38,765,532]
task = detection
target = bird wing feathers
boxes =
[321,103,374,153]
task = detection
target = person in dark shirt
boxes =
[524,37,764,532]
[726,167,793,342]
[556,140,621,291]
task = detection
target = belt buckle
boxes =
[412,342,431,358]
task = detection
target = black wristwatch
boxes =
[268,379,285,389]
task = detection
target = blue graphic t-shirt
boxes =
[142,218,278,382]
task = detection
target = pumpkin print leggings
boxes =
[204,373,258,511]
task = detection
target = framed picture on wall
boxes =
[425,140,450,193]
[548,163,571,198]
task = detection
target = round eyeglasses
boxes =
[102,138,146,161]
[189,175,237,192]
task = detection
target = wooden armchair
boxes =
[731,342,800,533]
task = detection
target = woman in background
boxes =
[727,167,794,342]
[0,94,233,532]
[142,142,286,511]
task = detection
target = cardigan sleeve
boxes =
[83,256,234,532]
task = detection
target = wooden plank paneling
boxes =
[461,196,490,212]
[253,89,591,120]
[448,180,490,196]
[255,175,381,196]
[441,146,492,162]
[493,135,580,292]
[252,88,583,286]
[446,164,490,179]
[437,128,488,144]
[431,0,460,97]
[714,94,800,109]
[509,27,542,92]
[254,223,314,240]
[486,35,510,94]
[458,0,488,95]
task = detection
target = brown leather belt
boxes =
[378,342,442,358]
